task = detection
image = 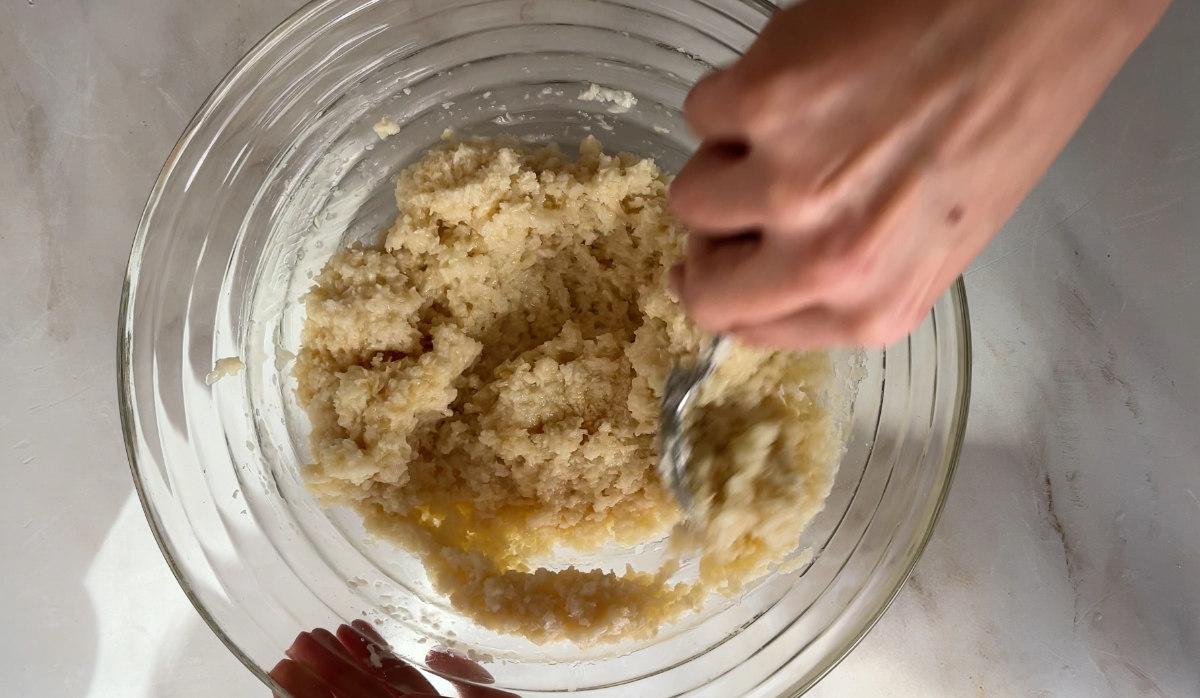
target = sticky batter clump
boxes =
[294,137,840,645]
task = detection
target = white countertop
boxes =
[2,1,1197,696]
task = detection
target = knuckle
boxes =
[735,67,799,133]
[677,266,733,332]
[683,72,721,118]
[836,234,884,279]
[732,79,772,131]
[667,175,694,211]
[685,69,751,134]
[668,172,708,220]
[687,69,727,103]
[764,178,809,227]
[810,240,875,291]
[764,167,839,229]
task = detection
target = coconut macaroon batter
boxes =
[293,136,840,645]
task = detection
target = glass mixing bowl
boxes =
[118,0,972,695]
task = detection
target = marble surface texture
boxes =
[1,1,1197,696]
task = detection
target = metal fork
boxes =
[657,334,731,517]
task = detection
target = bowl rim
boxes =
[117,2,375,692]
[777,280,972,697]
[117,0,972,695]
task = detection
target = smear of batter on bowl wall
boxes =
[293,135,840,646]
[578,83,638,113]
[372,116,401,139]
[206,356,244,385]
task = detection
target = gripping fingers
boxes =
[337,622,439,695]
[284,630,396,698]
[683,68,748,139]
[732,305,856,349]
[732,297,925,350]
[677,233,813,332]
[726,244,941,349]
[669,141,768,231]
[426,650,521,698]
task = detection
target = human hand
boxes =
[669,0,1169,348]
[270,620,518,698]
